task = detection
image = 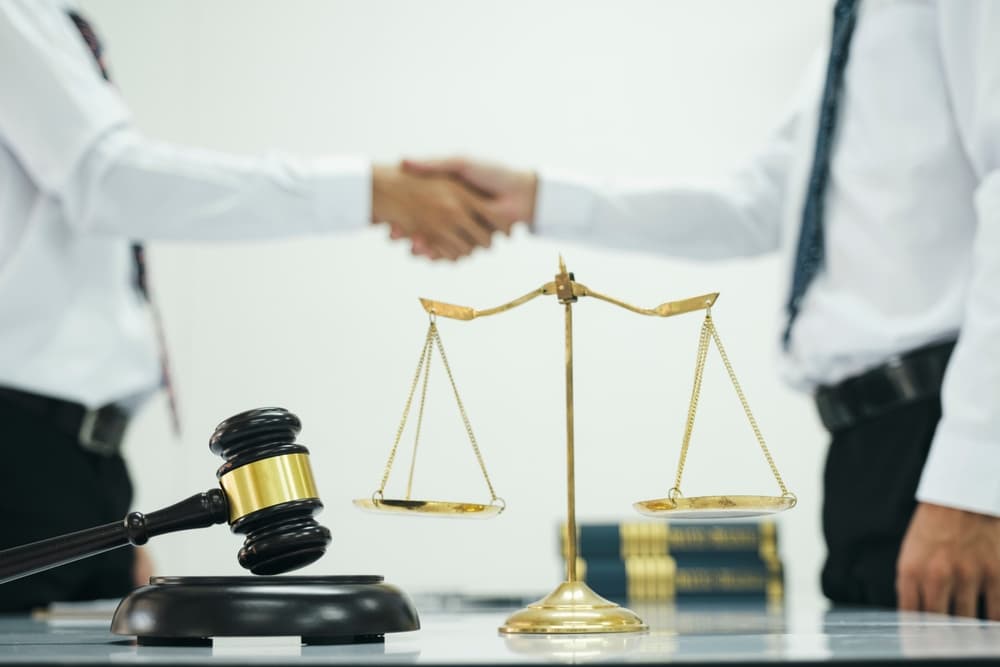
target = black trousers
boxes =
[821,395,941,607]
[0,399,135,612]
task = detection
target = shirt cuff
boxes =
[311,155,371,233]
[916,420,1000,517]
[532,169,597,238]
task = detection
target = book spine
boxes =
[577,556,783,603]
[562,522,779,560]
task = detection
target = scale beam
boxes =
[420,285,720,322]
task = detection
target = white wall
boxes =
[79,0,829,599]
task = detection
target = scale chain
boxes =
[405,328,436,500]
[378,320,500,504]
[431,324,500,502]
[671,316,711,496]
[378,323,435,495]
[707,316,790,496]
[671,313,790,497]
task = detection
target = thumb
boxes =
[401,157,467,177]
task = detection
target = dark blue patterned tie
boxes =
[69,11,182,435]
[783,0,859,348]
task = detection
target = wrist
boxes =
[522,171,539,228]
[370,164,394,225]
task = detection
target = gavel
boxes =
[0,407,331,584]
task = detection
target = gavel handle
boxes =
[0,489,229,585]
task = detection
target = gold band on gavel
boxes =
[219,453,320,522]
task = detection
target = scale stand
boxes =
[355,258,796,634]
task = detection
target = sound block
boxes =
[111,575,419,645]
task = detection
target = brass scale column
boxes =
[499,259,657,634]
[357,257,795,634]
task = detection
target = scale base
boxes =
[499,581,647,635]
[111,575,419,645]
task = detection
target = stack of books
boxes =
[560,521,783,603]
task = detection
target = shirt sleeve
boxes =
[61,129,371,241]
[0,1,370,241]
[532,76,814,261]
[0,0,130,191]
[916,5,1000,517]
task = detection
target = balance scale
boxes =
[354,258,796,635]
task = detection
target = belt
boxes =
[814,340,956,433]
[0,387,130,456]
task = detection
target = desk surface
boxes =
[2,598,1000,666]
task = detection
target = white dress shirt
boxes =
[0,0,370,408]
[534,0,1000,517]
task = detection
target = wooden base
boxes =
[111,575,419,645]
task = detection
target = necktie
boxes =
[782,0,859,348]
[68,12,182,435]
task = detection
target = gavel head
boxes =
[209,408,331,575]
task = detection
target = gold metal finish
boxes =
[357,315,503,517]
[498,260,646,634]
[500,581,648,634]
[576,286,719,318]
[219,453,319,522]
[560,521,782,559]
[353,497,504,518]
[658,308,793,515]
[421,287,719,322]
[633,494,797,519]
[420,258,718,324]
[366,256,795,634]
[563,301,578,583]
[708,315,789,495]
[419,285,552,321]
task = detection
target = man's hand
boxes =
[371,164,495,260]
[400,157,538,257]
[897,502,1000,619]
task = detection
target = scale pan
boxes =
[633,494,795,519]
[353,497,503,518]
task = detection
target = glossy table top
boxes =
[2,595,999,665]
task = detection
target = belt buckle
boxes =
[78,405,127,456]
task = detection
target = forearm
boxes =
[533,170,784,261]
[60,127,371,242]
[531,68,810,261]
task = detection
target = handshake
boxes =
[371,158,538,261]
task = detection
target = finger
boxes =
[897,574,920,612]
[986,573,1000,621]
[951,575,980,618]
[417,220,462,260]
[411,238,441,260]
[484,199,518,236]
[410,236,432,257]
[401,157,466,177]
[427,240,458,261]
[434,209,480,258]
[472,211,494,248]
[459,188,503,237]
[433,224,472,259]
[921,570,952,615]
[451,226,479,253]
[428,229,467,260]
[388,223,406,240]
[410,234,434,257]
[455,193,495,248]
